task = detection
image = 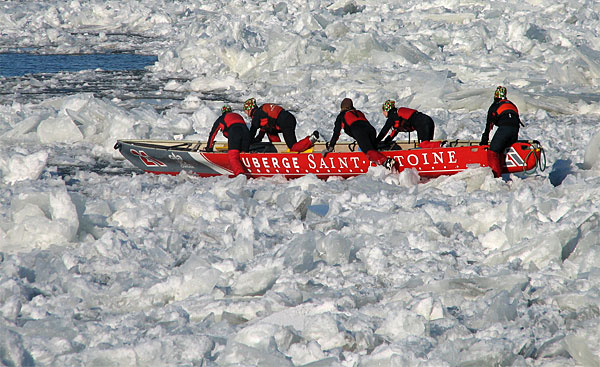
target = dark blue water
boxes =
[0,53,157,77]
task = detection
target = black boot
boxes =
[310,130,320,143]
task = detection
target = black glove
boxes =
[204,146,213,152]
[322,141,334,157]
[479,134,489,146]
[383,136,393,143]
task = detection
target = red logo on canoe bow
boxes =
[130,149,167,167]
[505,147,524,168]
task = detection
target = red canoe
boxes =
[114,139,546,179]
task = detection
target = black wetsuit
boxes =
[248,104,299,149]
[206,112,250,151]
[330,109,378,152]
[376,107,435,143]
[482,99,521,153]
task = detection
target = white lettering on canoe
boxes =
[307,154,317,169]
[239,150,461,173]
[338,157,348,169]
[271,157,280,168]
[395,156,404,167]
[448,151,457,163]
[407,154,419,166]
[262,157,270,169]
[319,158,329,169]
[391,150,458,168]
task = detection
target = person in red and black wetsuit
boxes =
[376,100,435,147]
[243,98,319,152]
[205,105,250,177]
[325,98,396,170]
[480,86,523,178]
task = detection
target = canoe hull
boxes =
[115,139,544,179]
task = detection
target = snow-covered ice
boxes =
[1,1,600,366]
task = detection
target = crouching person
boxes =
[205,105,251,177]
[244,98,319,152]
[376,100,436,147]
[325,98,396,171]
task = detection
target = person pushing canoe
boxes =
[480,86,523,178]
[325,98,396,170]
[205,105,250,177]
[243,98,319,152]
[376,100,436,148]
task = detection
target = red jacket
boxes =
[206,112,247,149]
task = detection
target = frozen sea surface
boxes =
[1,1,600,366]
